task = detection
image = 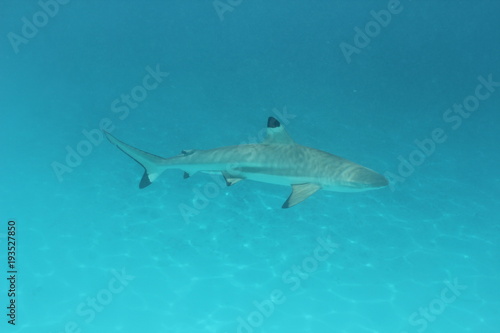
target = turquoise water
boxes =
[1,1,499,332]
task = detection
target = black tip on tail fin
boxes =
[105,131,166,189]
[139,172,152,188]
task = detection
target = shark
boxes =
[105,117,388,208]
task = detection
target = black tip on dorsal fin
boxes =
[267,117,281,128]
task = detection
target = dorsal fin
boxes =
[263,117,295,145]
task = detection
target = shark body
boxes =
[105,117,388,208]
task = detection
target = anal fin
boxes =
[181,149,196,156]
[282,183,321,208]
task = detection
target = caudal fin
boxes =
[104,132,167,188]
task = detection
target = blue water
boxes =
[1,1,499,332]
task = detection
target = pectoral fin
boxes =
[282,183,321,208]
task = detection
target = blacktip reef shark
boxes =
[105,117,388,208]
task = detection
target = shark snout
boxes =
[352,167,389,189]
[370,173,389,188]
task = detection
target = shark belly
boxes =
[233,170,314,187]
